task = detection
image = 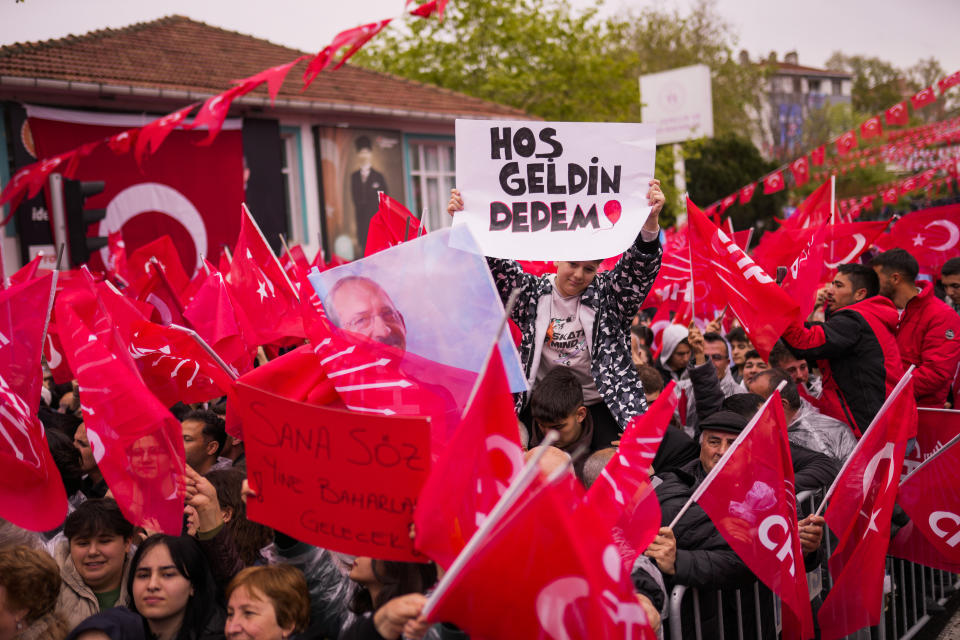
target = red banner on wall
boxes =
[236,382,431,562]
[26,105,244,275]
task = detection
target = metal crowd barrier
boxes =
[665,491,960,640]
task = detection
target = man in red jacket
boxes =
[780,264,904,437]
[871,249,960,408]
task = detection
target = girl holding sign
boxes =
[448,179,665,450]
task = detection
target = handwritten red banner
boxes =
[235,383,431,561]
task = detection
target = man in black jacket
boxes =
[638,410,832,639]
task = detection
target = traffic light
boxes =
[48,172,107,267]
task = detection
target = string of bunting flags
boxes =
[704,68,960,221]
[0,0,449,221]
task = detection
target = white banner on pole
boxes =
[451,119,657,261]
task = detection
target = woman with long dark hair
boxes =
[341,558,437,640]
[126,535,224,640]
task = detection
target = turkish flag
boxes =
[790,156,810,187]
[835,130,858,156]
[426,474,655,640]
[821,221,889,275]
[763,170,785,194]
[882,186,899,204]
[414,350,525,569]
[720,193,737,214]
[135,265,187,327]
[688,199,799,360]
[885,102,909,126]
[897,433,960,564]
[233,56,308,106]
[911,86,937,110]
[0,153,72,211]
[303,20,393,87]
[8,253,45,287]
[860,116,883,140]
[810,145,826,167]
[190,84,255,146]
[183,268,257,378]
[365,192,424,256]
[107,129,136,155]
[585,381,677,569]
[134,103,198,167]
[56,272,186,534]
[228,205,304,344]
[0,273,69,531]
[939,70,960,94]
[872,204,960,275]
[818,374,916,639]
[740,182,756,204]
[408,0,450,19]
[127,235,191,294]
[28,107,243,276]
[782,180,832,230]
[695,391,814,640]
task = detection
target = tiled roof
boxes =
[0,15,530,119]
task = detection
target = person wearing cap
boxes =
[642,409,832,639]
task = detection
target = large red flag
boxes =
[426,474,655,640]
[56,273,186,534]
[821,220,889,273]
[780,222,828,320]
[585,381,677,568]
[817,371,916,639]
[364,192,424,256]
[128,235,191,295]
[896,424,960,564]
[0,274,69,531]
[7,253,45,287]
[783,179,833,230]
[872,204,960,276]
[228,206,304,344]
[184,268,257,376]
[687,199,800,360]
[694,391,814,640]
[414,350,525,569]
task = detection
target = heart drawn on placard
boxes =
[603,200,622,225]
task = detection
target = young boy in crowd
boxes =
[529,368,595,475]
[448,179,665,450]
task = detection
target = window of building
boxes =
[280,129,306,245]
[832,79,843,95]
[792,77,802,93]
[408,140,456,232]
[808,79,821,93]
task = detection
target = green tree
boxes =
[355,0,639,122]
[684,134,784,231]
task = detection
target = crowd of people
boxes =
[3,175,960,640]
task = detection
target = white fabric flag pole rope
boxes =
[813,364,916,517]
[667,380,788,529]
[421,429,560,618]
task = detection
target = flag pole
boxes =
[200,256,211,276]
[668,381,787,529]
[40,270,59,355]
[241,203,300,303]
[813,365,915,517]
[899,431,960,487]
[278,233,295,263]
[421,430,559,618]
[168,323,240,380]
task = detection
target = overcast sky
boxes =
[1,0,957,79]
